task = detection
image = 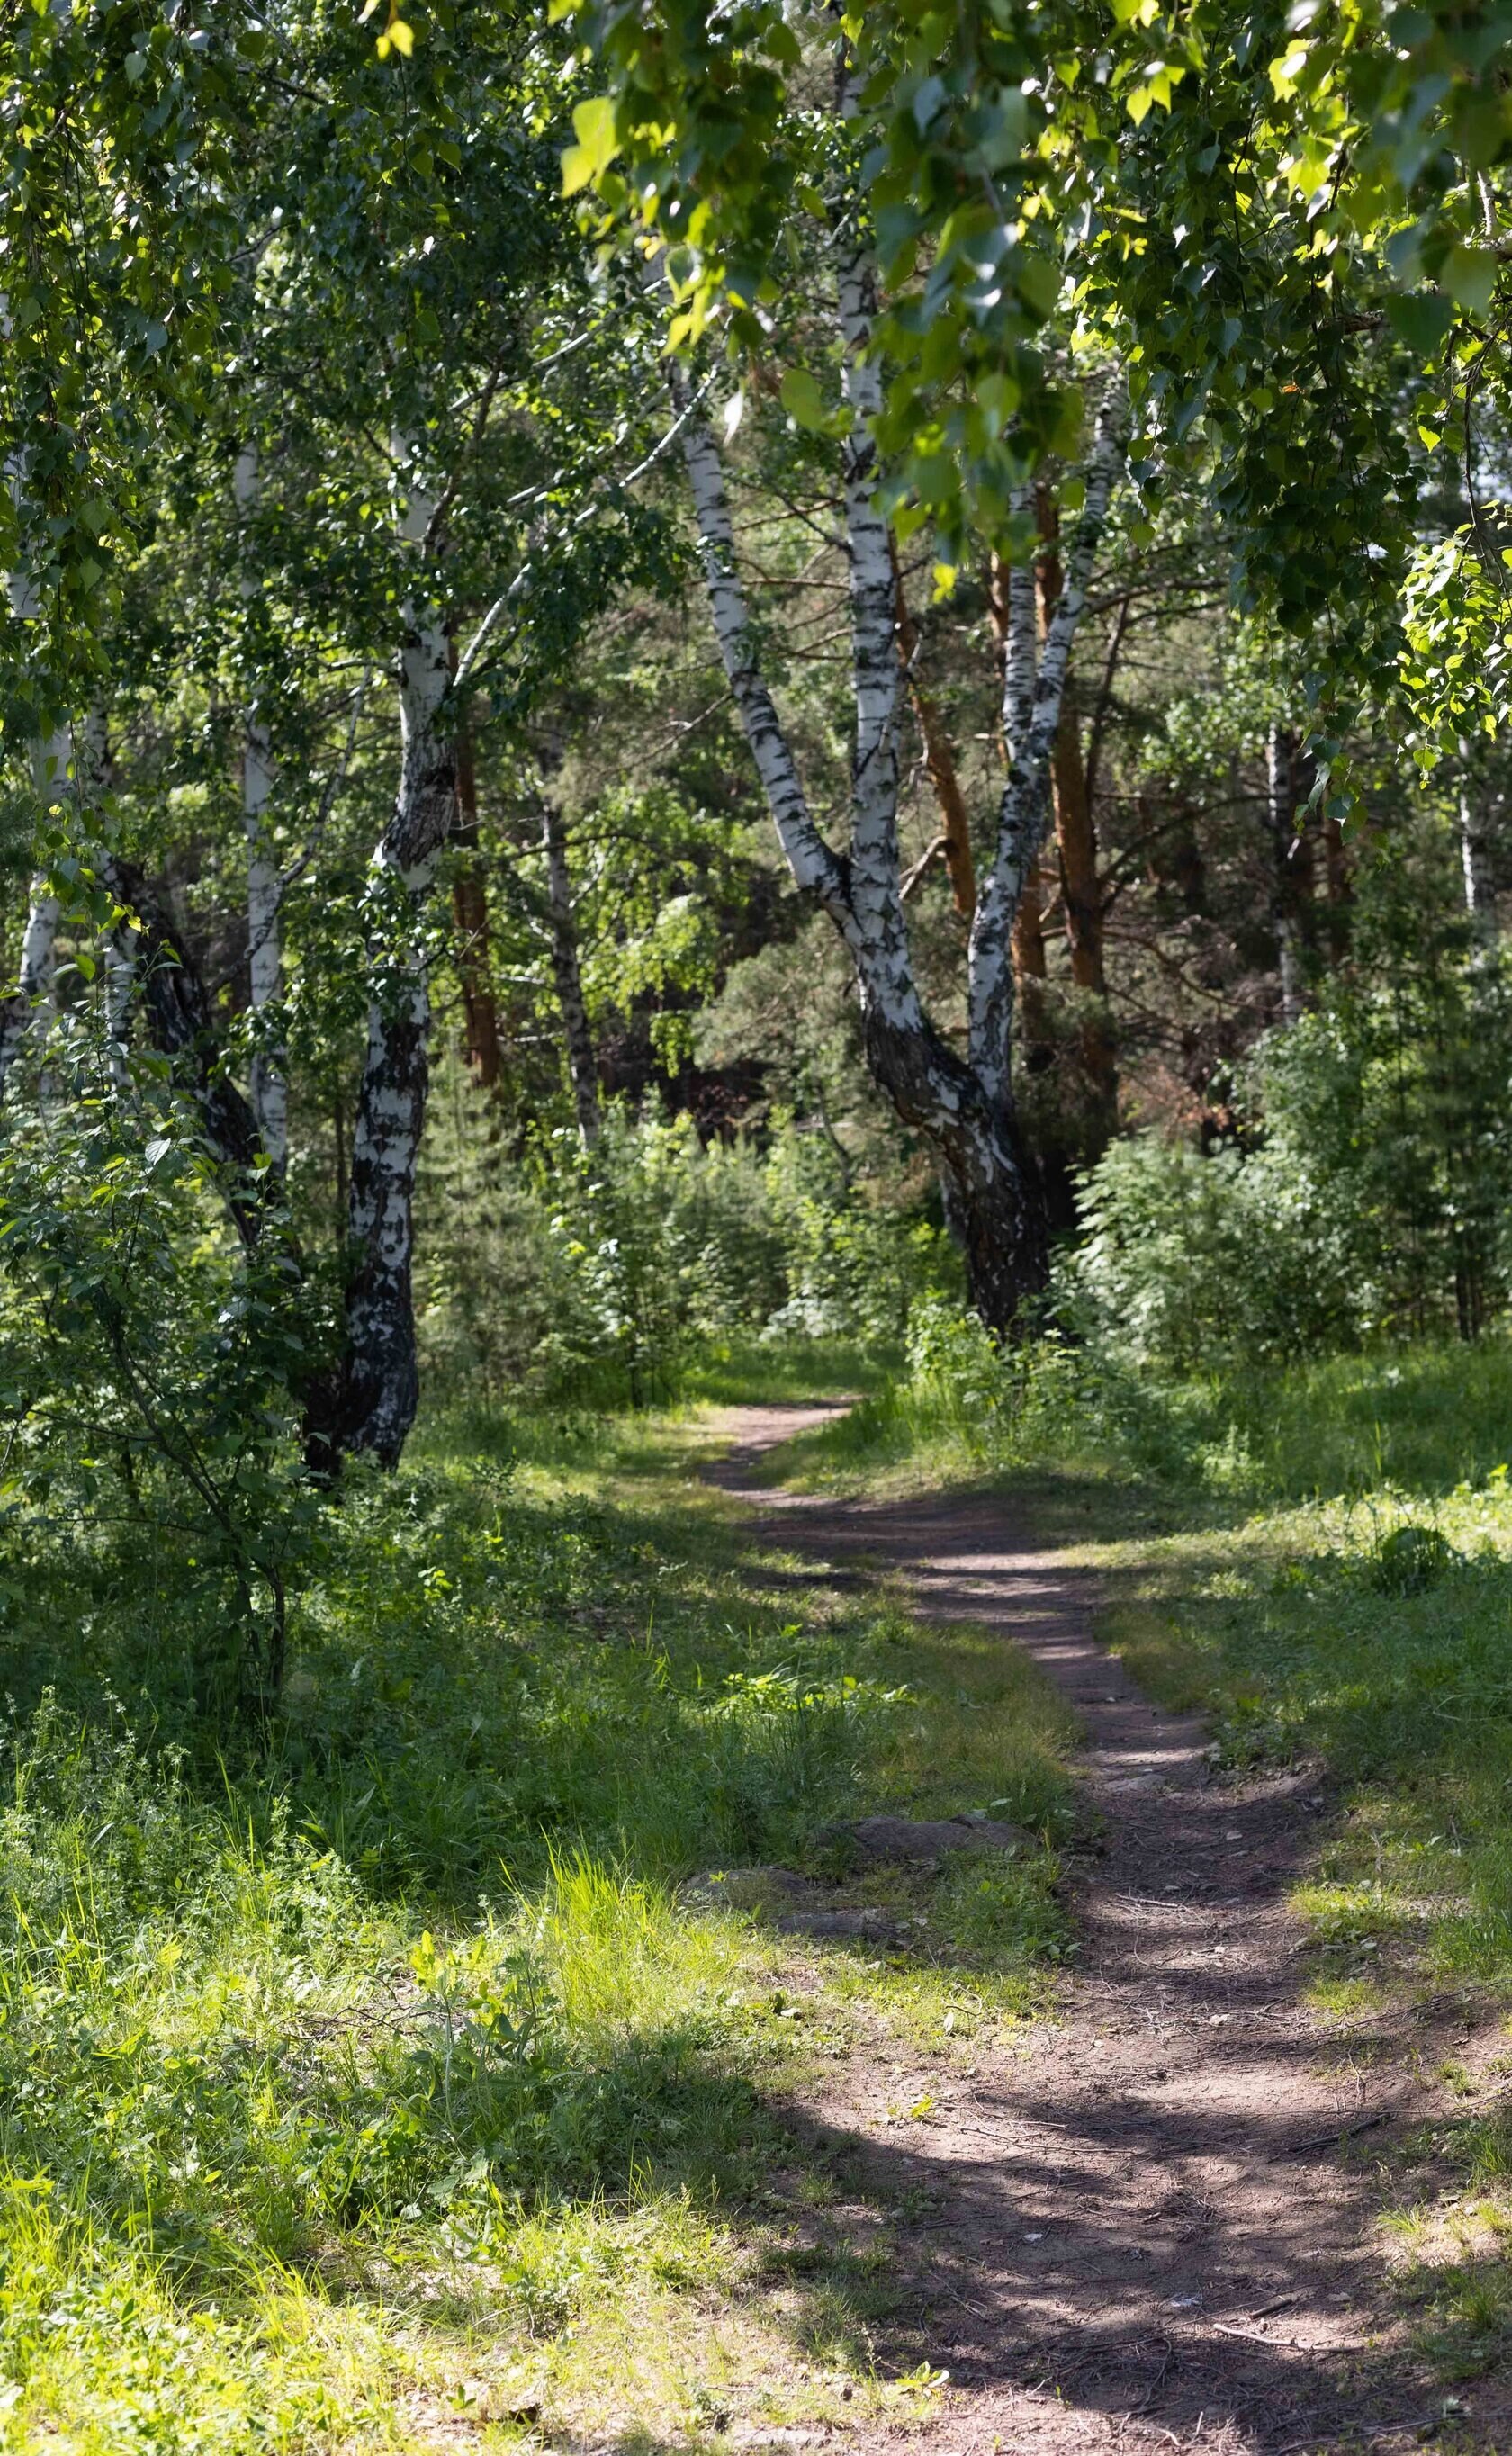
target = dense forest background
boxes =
[3,0,1508,1720]
[12,4,1512,2440]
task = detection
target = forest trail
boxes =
[701,1405,1488,2456]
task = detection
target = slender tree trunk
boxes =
[888,535,975,916]
[1011,857,1049,1012]
[666,85,1121,1336]
[988,559,1051,1054]
[1036,494,1117,1154]
[1267,724,1315,1023]
[1322,808,1352,962]
[450,710,503,1091]
[104,915,137,1089]
[233,446,288,1168]
[332,454,456,1467]
[0,708,68,1093]
[539,789,599,1146]
[1457,744,1498,945]
[0,874,61,1093]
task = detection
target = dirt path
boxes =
[703,1405,1487,2456]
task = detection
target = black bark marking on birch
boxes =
[103,858,267,1249]
[330,604,457,1469]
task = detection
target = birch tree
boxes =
[675,336,1120,1327]
[328,449,457,1464]
[233,446,288,1168]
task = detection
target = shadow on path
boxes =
[695,1404,1481,2456]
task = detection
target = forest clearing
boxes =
[11,1,1512,2450]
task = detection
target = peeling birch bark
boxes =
[234,446,288,1168]
[333,448,456,1467]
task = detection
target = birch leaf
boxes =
[779,369,826,432]
[562,97,618,198]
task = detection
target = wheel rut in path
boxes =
[702,1404,1482,2456]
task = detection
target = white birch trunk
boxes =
[233,445,288,1167]
[968,382,1125,1107]
[674,374,859,949]
[335,447,455,1465]
[832,169,922,1048]
[663,78,1121,1331]
[1457,749,1499,946]
[104,920,137,1088]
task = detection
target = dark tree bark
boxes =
[890,535,976,918]
[102,858,267,1249]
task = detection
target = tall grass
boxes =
[0,1390,1075,2445]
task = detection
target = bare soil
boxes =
[701,1404,1505,2456]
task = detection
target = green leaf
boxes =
[562,96,618,198]
[779,368,826,432]
[1444,245,1497,315]
[1385,291,1454,356]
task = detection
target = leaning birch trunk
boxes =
[539,790,599,1147]
[332,454,455,1467]
[233,446,288,1168]
[668,142,1122,1334]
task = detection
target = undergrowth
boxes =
[0,1391,1072,2448]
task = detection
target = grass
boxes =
[0,1376,1075,2449]
[779,1318,1512,2401]
[778,1328,1512,1996]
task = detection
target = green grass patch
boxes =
[0,1381,1070,2447]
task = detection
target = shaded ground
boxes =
[699,1404,1494,2456]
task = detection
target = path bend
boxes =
[700,1402,1480,2456]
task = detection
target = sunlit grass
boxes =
[0,1370,1075,2446]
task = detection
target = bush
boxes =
[418,1104,950,1409]
[1066,840,1512,1376]
[1068,1127,1358,1372]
